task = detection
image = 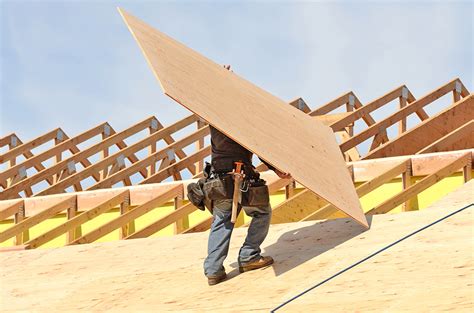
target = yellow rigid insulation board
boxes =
[118,8,368,228]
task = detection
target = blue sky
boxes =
[1,0,472,153]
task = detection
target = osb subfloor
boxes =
[1,181,472,312]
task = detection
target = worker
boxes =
[203,65,291,286]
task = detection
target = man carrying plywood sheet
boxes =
[118,6,368,285]
[202,66,292,285]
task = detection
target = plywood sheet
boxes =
[1,181,472,312]
[118,8,367,228]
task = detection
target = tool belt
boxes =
[188,162,270,207]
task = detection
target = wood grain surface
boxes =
[118,8,367,228]
[1,181,472,312]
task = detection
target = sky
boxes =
[1,0,473,156]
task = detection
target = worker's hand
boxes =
[274,169,291,179]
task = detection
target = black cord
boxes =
[271,203,474,312]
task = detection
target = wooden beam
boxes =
[340,79,464,154]
[350,149,473,181]
[0,115,197,199]
[0,200,23,221]
[416,120,474,155]
[0,123,107,188]
[155,118,197,176]
[365,94,474,159]
[366,152,471,215]
[34,115,197,196]
[0,196,75,243]
[0,133,17,148]
[140,146,211,185]
[330,86,406,132]
[69,185,181,245]
[23,191,129,249]
[309,92,351,116]
[119,8,367,228]
[87,127,210,189]
[0,128,62,164]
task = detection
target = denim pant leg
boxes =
[238,203,272,264]
[203,199,234,276]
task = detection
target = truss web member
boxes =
[188,65,291,286]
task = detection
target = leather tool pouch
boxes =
[241,181,270,207]
[187,178,207,211]
[203,175,234,201]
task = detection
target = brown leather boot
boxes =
[207,272,227,286]
[239,256,274,273]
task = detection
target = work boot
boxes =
[207,272,227,286]
[239,256,274,273]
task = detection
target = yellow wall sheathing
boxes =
[0,171,469,248]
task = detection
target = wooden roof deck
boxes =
[1,181,472,312]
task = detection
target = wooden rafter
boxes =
[88,126,210,190]
[69,184,182,245]
[32,114,199,197]
[0,127,66,165]
[0,123,110,188]
[0,116,188,199]
[417,120,474,154]
[366,152,471,215]
[365,95,474,159]
[339,79,469,155]
[23,191,129,249]
[0,196,76,243]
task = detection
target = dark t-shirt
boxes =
[210,125,275,172]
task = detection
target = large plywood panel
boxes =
[118,8,367,228]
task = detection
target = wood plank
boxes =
[69,185,182,245]
[340,79,461,154]
[0,118,154,196]
[309,92,351,116]
[119,9,367,228]
[0,133,16,148]
[0,115,197,199]
[365,95,474,159]
[35,115,198,197]
[0,123,108,189]
[23,191,129,249]
[0,200,23,221]
[88,126,210,189]
[350,149,473,181]
[330,86,405,132]
[0,128,61,164]
[367,153,471,215]
[0,196,75,243]
[416,120,474,154]
[140,146,211,184]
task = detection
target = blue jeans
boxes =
[203,199,272,276]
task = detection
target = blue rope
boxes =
[271,203,473,312]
